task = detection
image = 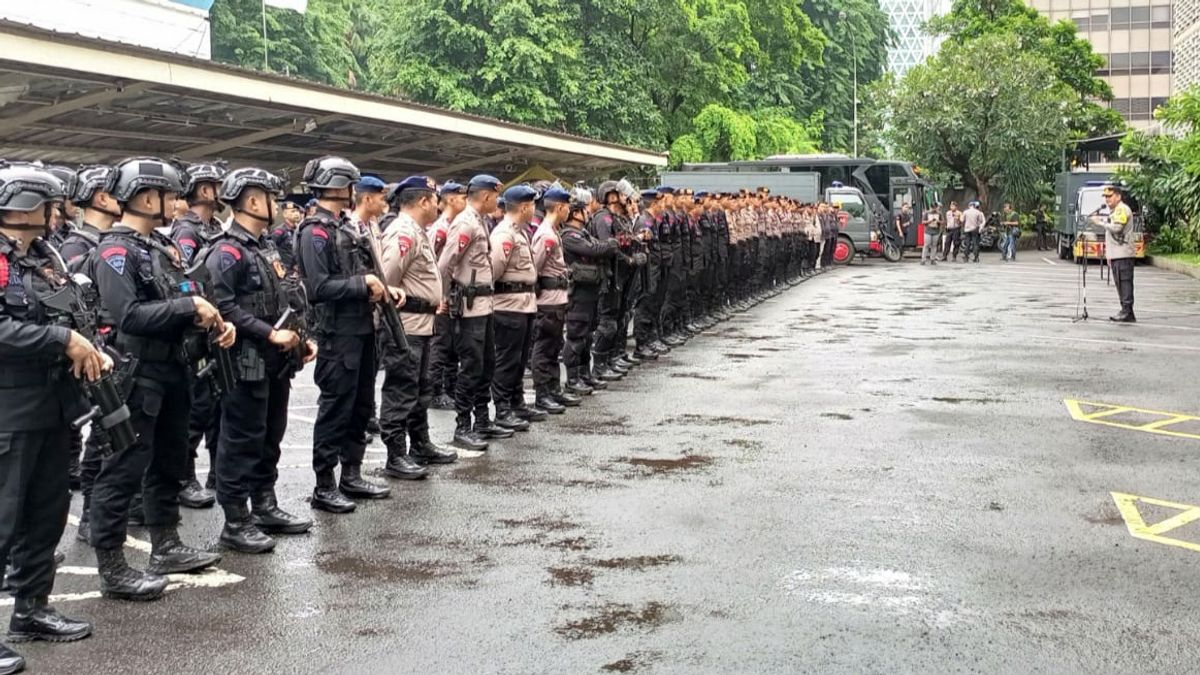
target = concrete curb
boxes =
[1147,255,1200,280]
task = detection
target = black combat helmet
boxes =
[72,165,117,205]
[596,181,620,205]
[45,165,79,202]
[182,162,229,200]
[110,157,185,204]
[219,167,285,206]
[0,164,65,212]
[302,156,360,191]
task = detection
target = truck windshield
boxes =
[1078,189,1105,216]
[829,191,866,218]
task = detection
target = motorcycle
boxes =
[980,212,1003,250]
[869,213,903,263]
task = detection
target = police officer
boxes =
[437,174,511,450]
[269,194,306,273]
[198,167,317,553]
[1093,185,1137,323]
[563,188,618,394]
[587,181,629,382]
[61,164,121,541]
[0,165,99,673]
[172,162,228,511]
[531,185,580,412]
[490,184,541,430]
[632,189,663,361]
[90,156,230,599]
[377,176,458,478]
[295,156,395,513]
[427,181,466,410]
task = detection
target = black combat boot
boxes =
[650,340,671,355]
[550,381,581,407]
[179,455,215,510]
[75,498,90,543]
[513,403,547,422]
[493,407,530,432]
[146,527,221,575]
[250,489,312,534]
[339,464,391,500]
[312,470,356,513]
[566,368,594,395]
[593,357,623,381]
[634,345,659,361]
[382,443,428,480]
[409,430,458,464]
[0,643,23,675]
[535,387,566,414]
[219,503,275,554]
[95,548,167,602]
[475,410,516,438]
[430,393,456,410]
[452,422,488,452]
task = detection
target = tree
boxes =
[929,0,1124,139]
[890,33,1069,209]
[1121,88,1200,253]
[211,0,363,87]
[668,104,822,167]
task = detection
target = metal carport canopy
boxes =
[0,20,668,182]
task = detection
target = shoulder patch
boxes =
[101,246,127,275]
[544,238,557,250]
[501,240,514,257]
[217,250,238,272]
[219,244,242,260]
[397,235,414,257]
[311,226,329,253]
[458,233,470,252]
[0,256,8,288]
[178,237,197,261]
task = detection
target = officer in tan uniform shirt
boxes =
[529,185,579,414]
[378,176,458,478]
[489,184,541,430]
[437,174,509,451]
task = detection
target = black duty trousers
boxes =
[0,428,69,598]
[379,334,432,450]
[311,333,375,475]
[531,305,565,389]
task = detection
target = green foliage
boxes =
[890,33,1069,209]
[208,0,883,156]
[1121,88,1200,254]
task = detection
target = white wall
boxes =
[0,0,211,59]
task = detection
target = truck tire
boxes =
[1057,235,1071,260]
[832,236,855,265]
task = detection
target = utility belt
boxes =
[451,281,494,298]
[117,334,180,364]
[537,276,570,291]
[400,296,439,315]
[494,281,535,295]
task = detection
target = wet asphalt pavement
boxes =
[15,251,1200,673]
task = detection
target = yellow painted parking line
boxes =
[1064,399,1200,441]
[1111,492,1200,554]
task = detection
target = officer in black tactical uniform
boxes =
[171,162,228,510]
[587,181,630,383]
[195,167,317,553]
[563,188,617,394]
[0,164,101,675]
[268,194,305,274]
[295,156,395,513]
[90,156,230,600]
[60,165,121,543]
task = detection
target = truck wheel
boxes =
[1057,236,1070,260]
[832,236,854,265]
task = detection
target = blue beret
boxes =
[305,198,318,208]
[640,189,659,200]
[503,184,538,204]
[278,194,308,208]
[356,176,387,192]
[656,186,675,195]
[542,186,571,204]
[696,191,710,199]
[386,175,437,202]
[439,181,466,196]
[469,174,503,191]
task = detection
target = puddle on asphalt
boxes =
[588,555,681,571]
[547,566,595,587]
[624,454,714,474]
[659,414,774,428]
[931,396,1007,404]
[497,516,579,532]
[545,537,595,551]
[602,651,664,673]
[555,602,674,640]
[669,371,721,381]
[315,552,459,583]
[556,414,632,436]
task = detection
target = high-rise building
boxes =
[880,0,954,76]
[1176,0,1200,91]
[1030,0,1174,128]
